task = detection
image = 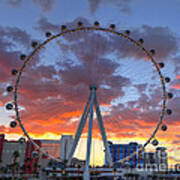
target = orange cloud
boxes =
[175,74,180,79]
[169,84,180,90]
[0,18,180,166]
[61,111,82,118]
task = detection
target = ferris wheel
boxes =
[5,21,173,178]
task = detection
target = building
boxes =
[40,139,60,158]
[0,136,26,167]
[38,139,61,170]
[143,152,156,169]
[24,138,63,173]
[71,157,86,167]
[106,142,144,168]
[155,147,168,171]
[106,141,168,171]
[0,134,5,162]
[139,147,168,171]
[0,134,74,173]
[24,140,42,174]
[0,135,27,176]
[175,164,180,172]
[59,135,74,161]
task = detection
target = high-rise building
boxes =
[155,147,168,171]
[59,135,74,161]
[105,142,144,168]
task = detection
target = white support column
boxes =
[95,95,113,167]
[67,93,92,165]
[83,86,96,180]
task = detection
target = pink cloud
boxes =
[170,84,180,90]
[175,74,180,80]
[0,18,179,140]
[88,0,132,14]
[7,0,55,11]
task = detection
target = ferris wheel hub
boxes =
[89,84,97,90]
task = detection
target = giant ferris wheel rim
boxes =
[12,24,167,163]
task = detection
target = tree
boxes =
[13,151,20,159]
[12,151,20,179]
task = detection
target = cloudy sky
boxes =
[0,0,180,165]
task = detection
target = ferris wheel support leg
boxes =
[67,93,92,165]
[95,95,113,167]
[83,88,95,180]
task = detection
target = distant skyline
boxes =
[0,0,180,166]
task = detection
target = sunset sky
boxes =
[0,0,180,166]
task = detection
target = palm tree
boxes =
[2,166,8,174]
[33,162,38,168]
[13,151,20,159]
[12,151,20,179]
